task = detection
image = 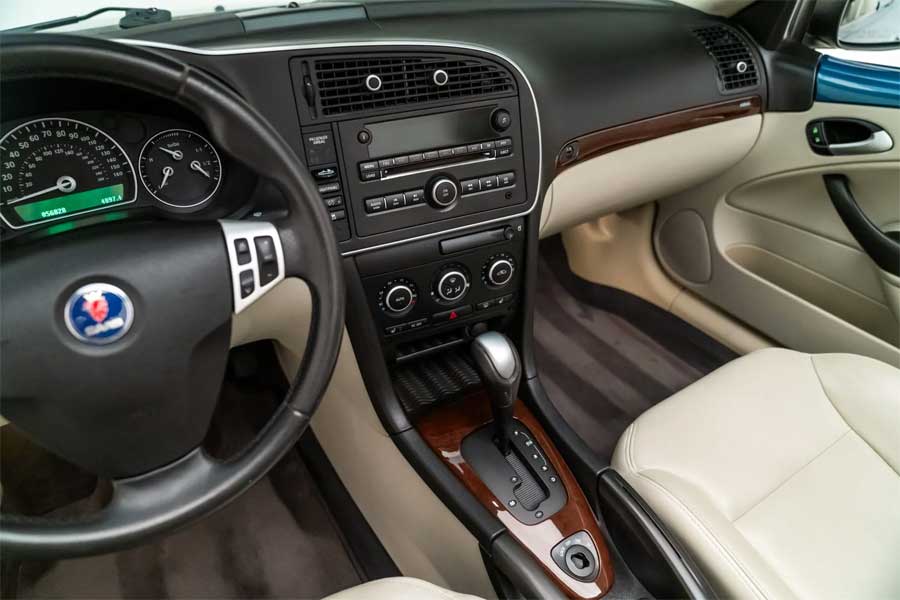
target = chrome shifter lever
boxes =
[470,331,521,455]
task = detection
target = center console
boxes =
[289,44,611,600]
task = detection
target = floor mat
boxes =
[534,237,738,461]
[10,374,364,600]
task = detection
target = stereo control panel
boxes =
[337,97,527,238]
[357,218,525,361]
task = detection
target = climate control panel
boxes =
[358,219,525,358]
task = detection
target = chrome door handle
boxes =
[827,129,893,155]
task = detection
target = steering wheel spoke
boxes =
[219,220,286,313]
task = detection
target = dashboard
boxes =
[0,0,771,356]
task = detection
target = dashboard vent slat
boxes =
[694,26,760,92]
[311,54,516,117]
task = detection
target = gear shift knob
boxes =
[471,331,521,455]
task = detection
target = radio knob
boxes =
[380,279,417,317]
[484,254,516,288]
[434,267,470,303]
[428,176,459,208]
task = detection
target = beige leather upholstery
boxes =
[613,348,900,600]
[324,577,484,600]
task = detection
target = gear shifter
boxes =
[471,331,521,455]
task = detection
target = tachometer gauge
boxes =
[0,118,137,229]
[139,129,222,209]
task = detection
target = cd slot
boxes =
[381,151,495,181]
[359,137,512,182]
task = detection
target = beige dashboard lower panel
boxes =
[561,204,773,355]
[540,115,761,238]
[231,280,495,598]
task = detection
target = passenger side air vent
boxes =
[310,54,516,118]
[694,26,759,92]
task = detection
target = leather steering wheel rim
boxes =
[0,34,345,559]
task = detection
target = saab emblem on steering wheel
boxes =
[64,283,134,345]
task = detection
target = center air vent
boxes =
[694,26,759,92]
[307,54,516,118]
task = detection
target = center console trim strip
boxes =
[115,38,543,258]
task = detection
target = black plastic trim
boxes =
[598,470,717,600]
[824,174,900,277]
[490,532,568,600]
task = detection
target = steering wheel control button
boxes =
[551,531,600,583]
[239,270,255,298]
[491,109,512,131]
[429,176,459,208]
[234,238,252,265]
[64,283,134,345]
[434,267,471,304]
[379,278,418,318]
[221,221,285,314]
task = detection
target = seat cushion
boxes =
[323,577,484,600]
[612,348,900,600]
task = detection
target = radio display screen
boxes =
[366,107,498,157]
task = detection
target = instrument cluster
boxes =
[0,111,249,233]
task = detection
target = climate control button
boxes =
[433,265,471,304]
[379,278,418,317]
[483,254,516,288]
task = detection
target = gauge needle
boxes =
[160,166,174,189]
[7,175,76,205]
[190,160,211,179]
[160,147,183,160]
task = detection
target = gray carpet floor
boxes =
[8,378,364,600]
[534,238,737,461]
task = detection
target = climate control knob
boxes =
[428,176,459,208]
[433,265,471,304]
[483,254,516,288]
[379,278,418,317]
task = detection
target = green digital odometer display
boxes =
[13,183,126,223]
[0,118,137,230]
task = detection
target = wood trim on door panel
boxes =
[556,96,762,174]
[416,391,614,599]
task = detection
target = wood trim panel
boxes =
[556,96,762,174]
[416,391,614,599]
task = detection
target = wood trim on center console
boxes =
[416,391,614,599]
[555,95,762,174]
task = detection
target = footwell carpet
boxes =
[534,237,738,460]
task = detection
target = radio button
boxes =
[429,177,459,208]
[498,147,512,157]
[468,143,483,153]
[452,145,468,155]
[361,170,379,182]
[405,189,425,205]
[409,153,424,163]
[394,155,409,166]
[498,172,516,187]
[461,179,481,195]
[438,148,453,158]
[424,150,439,161]
[482,140,496,149]
[378,158,394,168]
[386,193,405,209]
[479,175,499,191]
[359,161,378,173]
[497,138,512,148]
[365,197,386,213]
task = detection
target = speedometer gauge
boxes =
[139,129,222,209]
[0,118,137,229]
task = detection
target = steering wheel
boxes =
[0,34,345,558]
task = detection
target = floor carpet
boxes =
[8,376,364,600]
[534,237,738,461]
